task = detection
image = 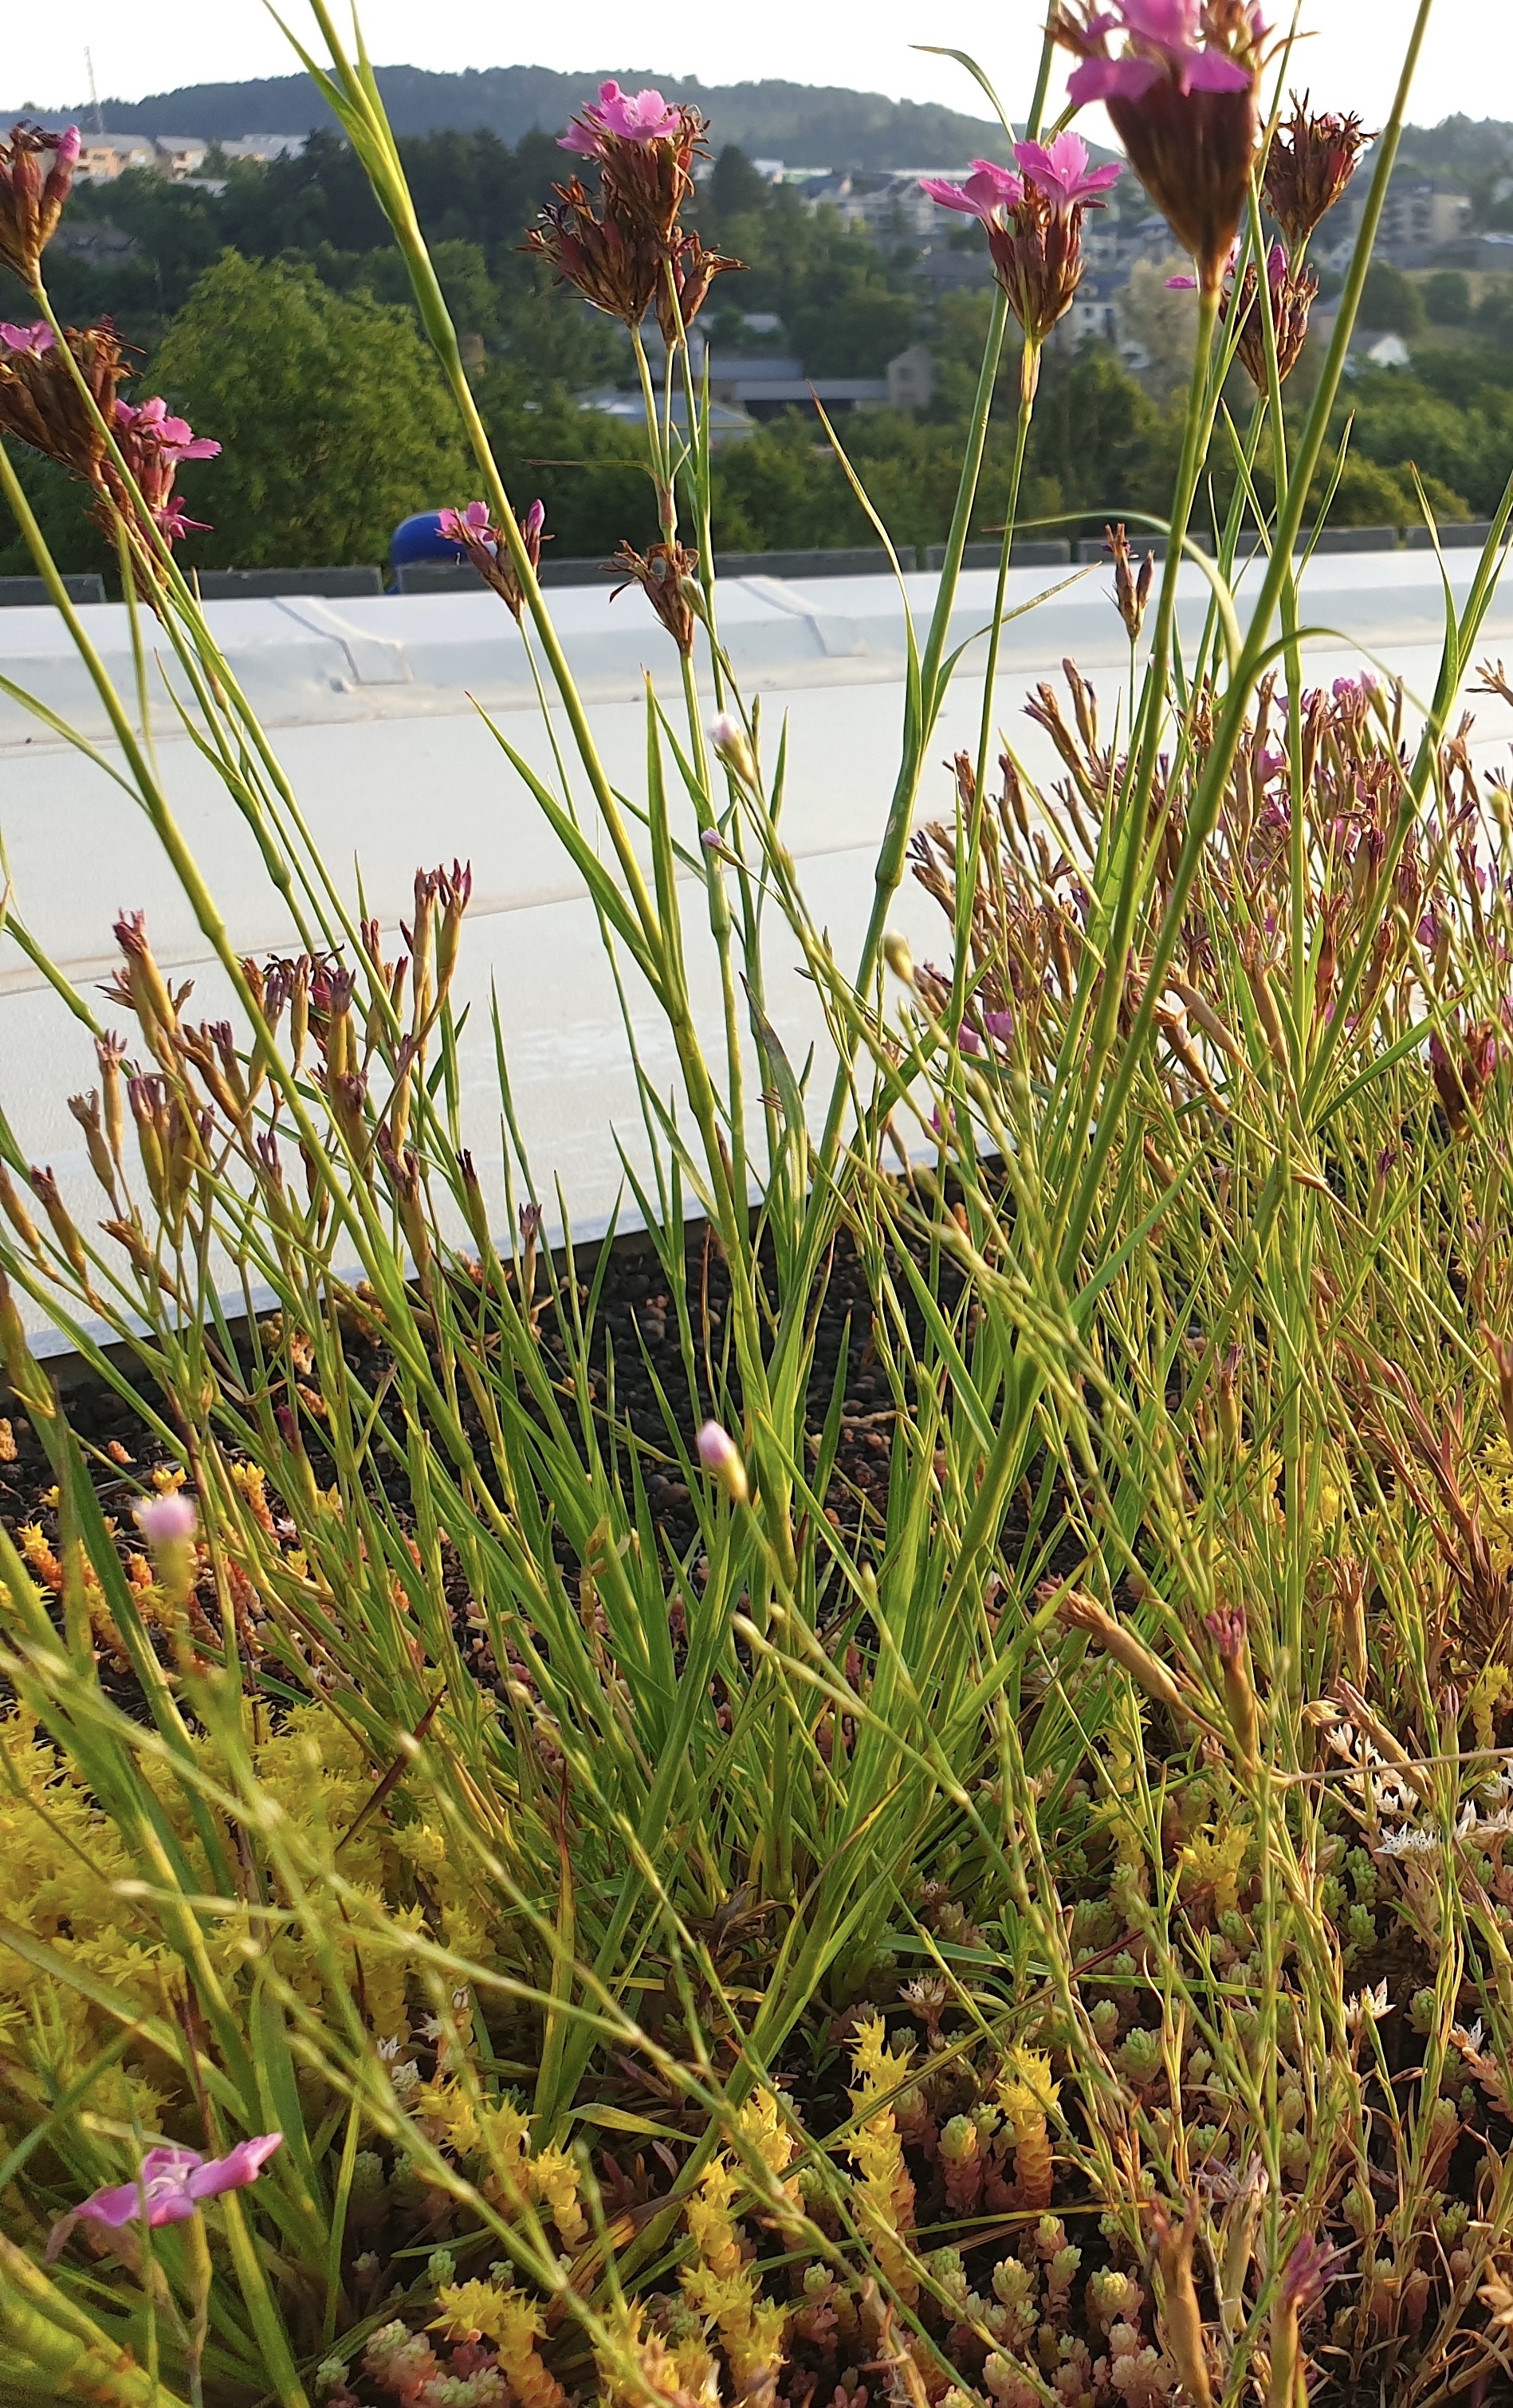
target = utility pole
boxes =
[85,48,104,135]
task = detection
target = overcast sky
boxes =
[6,0,1504,139]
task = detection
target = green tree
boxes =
[342,238,503,345]
[1033,349,1182,532]
[1360,260,1425,336]
[1423,269,1472,324]
[709,147,774,220]
[1476,282,1513,344]
[149,252,473,568]
[1320,455,1468,526]
[791,284,918,375]
[694,182,918,373]
[1339,373,1491,506]
[0,446,115,579]
[478,375,660,559]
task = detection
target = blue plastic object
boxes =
[390,510,466,568]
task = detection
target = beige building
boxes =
[151,135,211,179]
[1378,184,1471,249]
[886,345,935,412]
[77,132,159,180]
[76,131,288,183]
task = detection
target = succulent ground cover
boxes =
[6,5,1513,2407]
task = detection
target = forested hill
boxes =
[5,66,1012,170]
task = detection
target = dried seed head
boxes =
[1230,242,1319,389]
[1106,523,1156,642]
[611,538,701,652]
[0,122,81,286]
[657,229,744,344]
[1489,1334,1513,1451]
[1147,2201,1214,2408]
[1263,96,1371,246]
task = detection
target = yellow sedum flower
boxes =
[528,2142,587,2250]
[0,1693,513,2151]
[1179,1820,1252,1915]
[432,2283,568,2408]
[847,2017,918,2306]
[995,2046,1059,2213]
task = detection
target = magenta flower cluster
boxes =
[920,133,1121,228]
[1054,0,1267,294]
[437,497,548,618]
[437,497,546,555]
[113,395,221,540]
[1067,0,1260,102]
[559,81,686,157]
[919,136,1121,352]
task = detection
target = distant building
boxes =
[729,376,891,417]
[682,352,804,401]
[807,169,978,244]
[886,344,934,411]
[577,388,756,449]
[74,130,307,183]
[217,134,308,163]
[626,343,929,423]
[150,134,211,179]
[914,243,996,296]
[1310,308,1413,372]
[77,132,159,181]
[1057,272,1124,350]
[49,217,140,264]
[1377,183,1471,250]
[1082,212,1170,273]
[1334,179,1473,265]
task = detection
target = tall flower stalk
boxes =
[924,132,1123,905]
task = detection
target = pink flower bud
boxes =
[709,712,756,785]
[132,1491,198,1546]
[696,1420,749,1503]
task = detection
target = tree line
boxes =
[4,124,1513,576]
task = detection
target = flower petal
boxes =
[1181,49,1254,91]
[187,2132,285,2202]
[1068,53,1164,102]
[919,176,986,216]
[79,2148,203,2230]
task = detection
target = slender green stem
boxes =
[973,350,1038,817]
[948,352,1038,1038]
[631,324,677,540]
[817,287,1010,1174]
[1047,286,1222,1267]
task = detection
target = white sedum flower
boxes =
[1345,1980,1392,2033]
